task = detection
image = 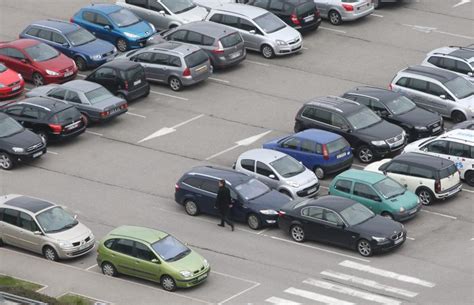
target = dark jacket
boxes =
[215,186,232,214]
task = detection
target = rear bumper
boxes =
[51,124,86,141]
[213,50,247,68]
[321,156,354,175]
[295,17,322,31]
[182,69,212,87]
[434,183,462,200]
[341,6,374,21]
[124,83,150,102]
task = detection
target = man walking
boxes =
[215,179,234,231]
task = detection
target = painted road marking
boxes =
[402,24,474,40]
[421,209,457,220]
[246,60,270,67]
[266,296,301,305]
[35,285,49,293]
[320,26,347,34]
[339,260,436,287]
[351,164,365,169]
[285,287,354,305]
[453,0,471,8]
[205,130,272,160]
[209,77,230,84]
[406,236,415,240]
[214,271,260,305]
[138,114,205,143]
[86,264,98,271]
[462,188,474,193]
[86,130,103,136]
[321,270,418,298]
[371,14,384,17]
[126,112,146,119]
[46,151,59,155]
[150,90,188,101]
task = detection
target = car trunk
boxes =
[184,50,211,81]
[121,65,147,91]
[438,164,461,192]
[50,107,84,135]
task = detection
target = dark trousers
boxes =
[219,210,234,227]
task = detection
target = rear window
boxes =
[326,137,349,154]
[439,164,458,179]
[120,65,145,81]
[296,2,316,15]
[220,33,242,48]
[184,50,208,68]
[51,107,81,124]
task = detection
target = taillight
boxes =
[100,111,110,118]
[322,144,329,160]
[290,13,300,25]
[120,103,128,109]
[388,83,393,90]
[435,179,441,193]
[123,81,129,91]
[212,41,225,54]
[315,9,320,18]
[342,4,354,11]
[175,184,180,191]
[70,18,74,23]
[183,68,191,77]
[48,124,62,134]
[277,210,286,217]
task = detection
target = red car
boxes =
[0,63,24,99]
[0,39,77,86]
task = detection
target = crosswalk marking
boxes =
[304,279,401,305]
[321,270,418,298]
[339,260,436,288]
[285,287,354,305]
[265,296,301,305]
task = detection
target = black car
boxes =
[451,119,474,130]
[294,96,407,163]
[0,113,46,170]
[1,97,86,144]
[86,60,150,102]
[246,0,321,31]
[175,166,291,230]
[342,86,444,142]
[277,196,406,256]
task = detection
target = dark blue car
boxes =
[263,129,353,179]
[71,4,155,52]
[19,19,117,71]
[175,166,291,230]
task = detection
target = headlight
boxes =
[372,236,387,243]
[89,232,95,241]
[414,126,428,131]
[179,270,193,278]
[260,209,278,215]
[59,241,73,249]
[91,54,102,60]
[287,181,300,188]
[149,22,156,33]
[45,69,59,76]
[12,147,25,153]
[18,73,23,80]
[371,140,386,146]
[203,259,209,268]
[417,197,420,204]
[399,207,406,213]
[124,32,140,39]
[276,40,287,46]
[0,83,4,88]
[401,130,406,137]
[113,47,118,53]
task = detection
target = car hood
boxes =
[145,33,166,46]
[356,120,403,140]
[248,190,291,210]
[166,249,206,272]
[262,136,286,149]
[46,222,92,242]
[0,128,42,148]
[403,137,434,153]
[122,21,155,39]
[72,38,115,56]
[176,6,208,23]
[92,96,127,111]
[458,96,474,110]
[352,215,403,237]
[0,68,21,85]
[284,168,318,188]
[266,25,301,43]
[384,191,419,210]
[394,107,440,127]
[34,54,74,72]
[25,84,57,98]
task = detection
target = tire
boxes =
[161,275,177,292]
[279,189,293,199]
[43,246,58,261]
[294,121,303,133]
[357,146,374,163]
[101,262,117,277]
[328,10,342,25]
[357,239,373,257]
[0,238,4,246]
[247,213,261,230]
[465,171,474,187]
[32,72,44,87]
[37,130,48,145]
[452,111,466,123]
[168,76,182,91]
[184,200,199,216]
[261,44,275,59]
[0,152,14,170]
[74,56,87,71]
[416,187,434,206]
[381,212,393,220]
[116,38,128,52]
[290,225,305,242]
[314,167,325,179]
[82,113,90,127]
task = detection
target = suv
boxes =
[19,19,117,71]
[117,42,212,91]
[342,86,444,142]
[390,65,474,123]
[205,3,303,59]
[365,152,462,205]
[116,0,208,30]
[422,46,474,82]
[404,129,474,186]
[86,60,150,102]
[313,0,373,25]
[294,96,407,163]
[1,97,86,144]
[175,166,291,229]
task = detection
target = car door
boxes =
[351,182,383,214]
[121,0,149,24]
[47,87,67,102]
[18,105,43,132]
[237,17,262,51]
[329,178,353,198]
[0,47,32,78]
[51,32,71,57]
[447,141,472,174]
[109,238,139,276]
[277,136,302,159]
[238,158,256,176]
[426,82,453,116]
[132,241,162,281]
[300,206,326,241]
[229,188,247,222]
[384,161,413,191]
[88,67,118,93]
[256,161,280,189]
[148,1,171,30]
[92,13,115,41]
[64,89,90,116]
[0,208,21,247]
[150,52,172,83]
[4,105,25,123]
[314,0,329,18]
[16,212,43,253]
[197,178,220,216]
[320,209,353,247]
[133,51,157,80]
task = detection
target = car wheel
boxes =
[116,38,128,52]
[328,10,342,25]
[279,189,293,199]
[43,246,58,261]
[357,146,374,163]
[261,44,275,59]
[247,213,261,230]
[0,238,4,246]
[102,262,117,277]
[314,167,325,179]
[416,188,433,206]
[161,275,177,292]
[294,121,303,133]
[290,225,305,242]
[74,57,87,71]
[465,171,474,187]
[381,212,393,220]
[452,111,467,123]
[184,200,199,216]
[37,131,48,145]
[357,239,373,257]
[32,72,44,87]
[169,76,182,91]
[81,114,90,126]
[0,152,14,170]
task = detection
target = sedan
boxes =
[278,196,406,256]
[0,63,24,100]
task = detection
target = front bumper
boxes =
[434,183,462,200]
[275,40,303,56]
[0,83,24,99]
[44,71,78,85]
[128,36,152,49]
[393,203,422,222]
[372,231,406,253]
[176,268,210,288]
[57,239,96,259]
[12,147,47,163]
[371,140,407,158]
[296,182,320,198]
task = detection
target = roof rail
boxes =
[327,95,360,106]
[448,45,474,51]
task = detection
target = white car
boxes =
[403,129,474,186]
[422,46,474,83]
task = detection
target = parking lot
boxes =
[0,0,473,304]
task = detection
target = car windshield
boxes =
[0,63,7,73]
[109,9,140,27]
[346,108,382,130]
[444,77,474,99]
[24,43,59,62]
[65,28,96,46]
[162,0,196,14]
[386,96,416,115]
[36,207,78,234]
[151,235,190,262]
[340,202,375,226]
[0,116,24,137]
[235,178,270,200]
[373,178,405,199]
[253,12,286,34]
[270,155,305,178]
[85,87,114,104]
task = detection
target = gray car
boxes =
[313,0,373,25]
[205,3,303,59]
[116,0,208,30]
[0,194,95,261]
[26,80,128,126]
[117,42,212,91]
[235,148,320,199]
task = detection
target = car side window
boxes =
[371,100,388,114]
[135,52,154,63]
[353,95,371,107]
[153,53,170,66]
[19,212,38,232]
[200,179,219,194]
[168,55,181,67]
[22,106,41,119]
[409,166,434,179]
[427,56,440,66]
[440,58,456,70]
[331,114,347,129]
[5,106,24,116]
[240,159,255,172]
[52,32,67,45]
[302,206,323,220]
[301,139,316,153]
[83,11,95,23]
[221,15,239,28]
[187,31,203,44]
[37,29,53,41]
[256,161,276,178]
[239,18,259,33]
[126,0,147,8]
[396,77,409,87]
[49,88,67,100]
[334,179,352,193]
[2,209,19,226]
[353,183,380,201]
[95,67,116,79]
[66,90,82,104]
[95,14,111,26]
[314,109,332,125]
[209,13,223,23]
[449,142,471,158]
[135,242,157,261]
[386,162,409,175]
[202,35,214,46]
[281,137,300,150]
[409,78,428,92]
[26,27,41,37]
[455,61,471,74]
[6,48,25,60]
[324,210,342,224]
[168,30,187,42]
[111,238,135,256]
[427,82,448,97]
[149,1,167,13]
[301,106,317,120]
[182,177,202,188]
[104,238,116,249]
[425,140,449,154]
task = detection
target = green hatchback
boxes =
[328,169,421,221]
[97,226,210,291]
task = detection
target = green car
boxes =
[328,169,421,221]
[96,226,210,291]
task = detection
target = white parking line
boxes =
[213,271,260,305]
[320,26,347,34]
[406,236,415,241]
[302,47,309,50]
[246,60,270,67]
[453,0,471,8]
[46,151,59,155]
[172,114,205,129]
[402,24,474,40]
[209,77,230,84]
[421,209,457,220]
[85,264,98,271]
[371,13,384,17]
[150,90,188,101]
[266,296,301,305]
[218,282,260,305]
[126,112,146,119]
[35,285,49,293]
[462,188,474,193]
[77,73,87,78]
[285,287,354,305]
[351,164,365,169]
[86,130,103,136]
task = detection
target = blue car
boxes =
[71,4,155,52]
[175,166,291,230]
[263,129,353,179]
[19,20,117,71]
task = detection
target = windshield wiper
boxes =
[175,5,195,14]
[168,249,190,262]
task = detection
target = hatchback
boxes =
[0,194,95,261]
[71,3,156,52]
[117,42,212,91]
[422,46,474,83]
[313,0,374,25]
[2,97,86,144]
[175,166,291,229]
[97,226,210,291]
[0,63,24,99]
[263,129,352,179]
[86,60,150,102]
[234,148,320,199]
[329,169,421,221]
[0,39,77,87]
[19,19,117,71]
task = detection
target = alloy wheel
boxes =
[116,39,128,52]
[32,73,44,86]
[43,247,57,261]
[169,77,182,91]
[185,200,198,216]
[247,214,260,230]
[0,153,13,170]
[358,147,373,163]
[161,275,176,291]
[418,190,432,205]
[291,225,304,242]
[329,11,341,25]
[262,45,274,59]
[315,167,325,179]
[358,239,372,257]
[102,263,116,277]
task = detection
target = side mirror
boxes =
[151,258,160,264]
[159,10,166,16]
[341,125,350,133]
[374,196,382,202]
[249,30,256,35]
[34,231,42,236]
[380,110,389,117]
[62,42,70,48]
[269,174,276,179]
[439,94,446,99]
[382,170,387,176]
[468,72,473,77]
[104,25,111,31]
[20,58,28,64]
[74,214,78,220]
[337,222,345,229]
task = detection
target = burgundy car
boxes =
[0,63,24,100]
[0,39,77,86]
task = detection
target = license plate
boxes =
[134,79,142,86]
[229,51,241,59]
[66,122,80,130]
[33,151,43,158]
[304,15,314,22]
[196,65,208,73]
[432,126,441,132]
[307,187,317,194]
[409,209,417,215]
[12,85,21,91]
[336,152,347,159]
[394,238,403,245]
[197,273,207,281]
[64,71,73,77]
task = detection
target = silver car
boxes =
[234,148,320,199]
[117,42,212,91]
[0,194,95,261]
[422,46,474,83]
[117,0,208,30]
[313,0,374,25]
[205,3,303,59]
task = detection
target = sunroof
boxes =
[4,196,53,213]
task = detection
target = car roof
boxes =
[441,129,474,144]
[17,97,70,112]
[300,195,356,212]
[295,129,342,143]
[335,169,386,184]
[62,80,101,92]
[82,3,122,14]
[394,152,454,168]
[144,41,200,56]
[1,38,41,48]
[1,195,54,214]
[431,46,474,61]
[107,225,168,244]
[346,86,401,101]
[239,148,288,163]
[304,96,361,114]
[179,21,235,38]
[185,166,251,186]
[211,3,267,19]
[102,59,141,70]
[29,20,80,34]
[401,65,459,83]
